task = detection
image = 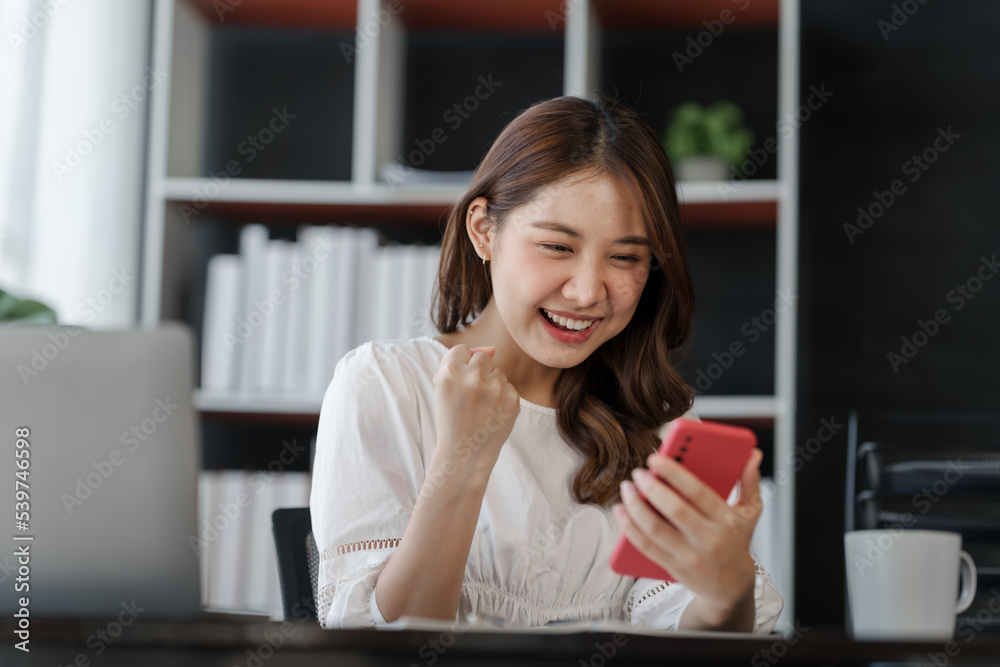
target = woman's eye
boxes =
[540,245,641,263]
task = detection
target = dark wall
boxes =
[206,27,355,180]
[797,1,1000,626]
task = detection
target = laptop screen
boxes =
[0,324,201,618]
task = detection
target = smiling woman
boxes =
[310,94,782,634]
[433,95,694,502]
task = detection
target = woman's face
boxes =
[487,169,654,368]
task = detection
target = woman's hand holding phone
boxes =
[611,422,764,630]
[429,344,520,495]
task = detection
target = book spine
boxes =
[306,226,340,394]
[332,226,360,372]
[201,254,241,390]
[260,240,294,391]
[283,235,311,393]
[238,225,270,392]
[353,228,381,347]
[242,471,275,614]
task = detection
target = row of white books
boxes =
[197,470,312,618]
[201,224,441,394]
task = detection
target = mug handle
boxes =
[956,550,978,614]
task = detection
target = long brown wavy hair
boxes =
[431,94,695,507]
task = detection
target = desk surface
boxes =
[3,618,1000,666]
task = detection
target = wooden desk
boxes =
[3,618,1000,666]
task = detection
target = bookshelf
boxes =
[140,0,799,627]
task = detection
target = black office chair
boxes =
[272,507,319,622]
[845,410,1000,532]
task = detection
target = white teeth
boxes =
[543,309,594,331]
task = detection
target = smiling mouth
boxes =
[539,308,600,333]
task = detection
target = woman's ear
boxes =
[466,196,493,255]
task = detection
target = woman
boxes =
[310,94,782,632]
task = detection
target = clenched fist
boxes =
[428,344,520,494]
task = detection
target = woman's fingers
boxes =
[613,506,685,578]
[729,448,765,533]
[443,344,495,366]
[613,487,688,572]
[440,345,496,381]
[737,448,763,505]
[616,449,765,610]
[622,470,713,550]
[644,453,731,521]
[629,447,765,550]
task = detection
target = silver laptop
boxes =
[0,323,201,618]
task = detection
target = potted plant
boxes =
[0,289,57,326]
[663,101,755,182]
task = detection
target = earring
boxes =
[479,243,486,266]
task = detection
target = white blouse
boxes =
[309,336,783,632]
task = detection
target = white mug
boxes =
[844,529,976,640]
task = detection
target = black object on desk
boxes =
[5,619,1000,667]
[272,506,319,622]
[845,409,1000,635]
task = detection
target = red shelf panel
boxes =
[185,0,777,32]
[186,0,570,31]
[170,197,775,229]
[593,0,779,29]
[681,200,777,228]
[399,0,566,31]
[187,0,356,28]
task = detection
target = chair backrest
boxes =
[845,410,1000,532]
[272,507,319,622]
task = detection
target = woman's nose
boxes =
[563,262,607,307]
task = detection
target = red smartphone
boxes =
[608,418,757,581]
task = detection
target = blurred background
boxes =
[1,0,998,630]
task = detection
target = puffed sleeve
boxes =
[309,342,426,628]
[623,550,783,632]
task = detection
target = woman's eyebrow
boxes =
[528,220,650,246]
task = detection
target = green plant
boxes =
[663,101,755,168]
[0,289,57,325]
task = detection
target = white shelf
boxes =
[194,388,323,415]
[679,180,786,204]
[162,178,467,206]
[161,176,782,207]
[194,389,782,421]
[692,395,783,419]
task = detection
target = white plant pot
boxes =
[675,156,730,182]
